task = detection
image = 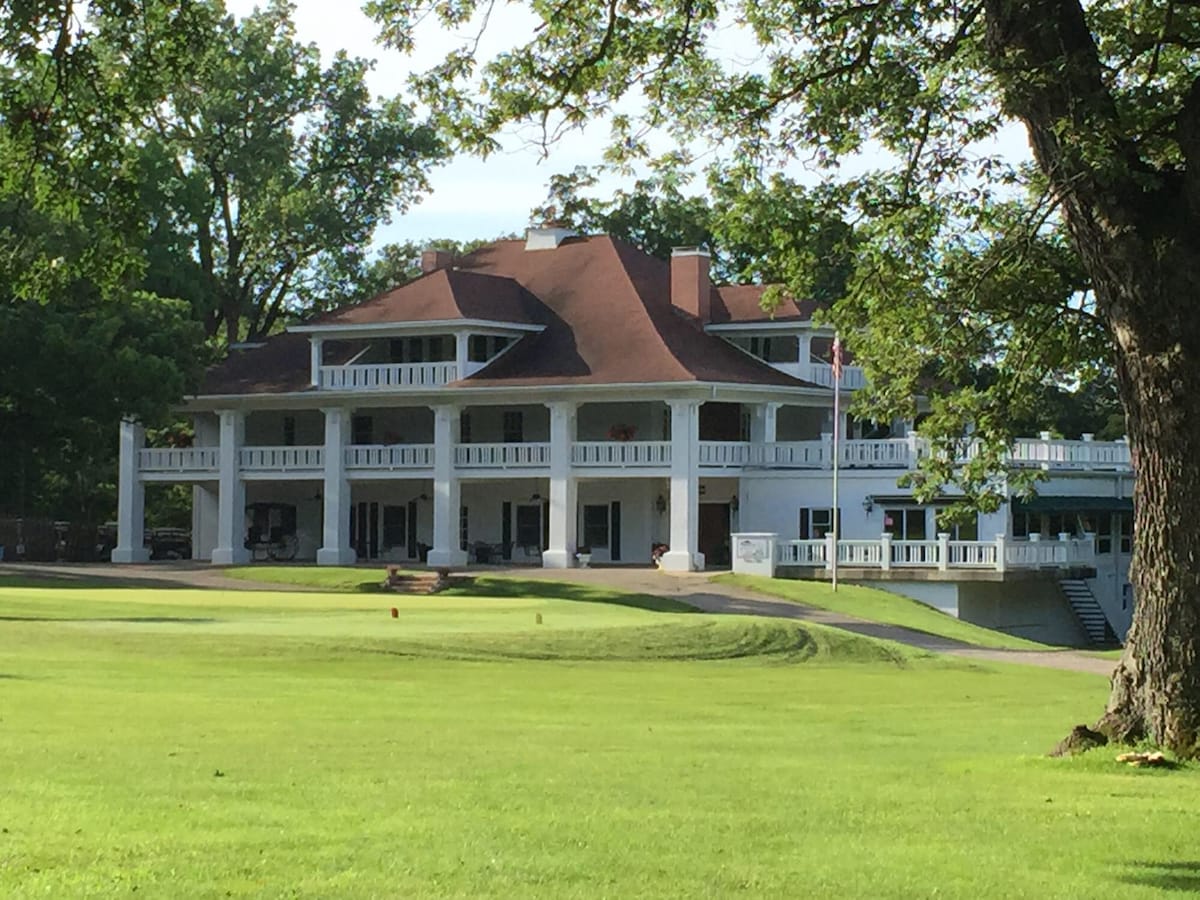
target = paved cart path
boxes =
[0,561,1116,676]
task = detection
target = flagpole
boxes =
[831,334,842,593]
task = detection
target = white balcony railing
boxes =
[456,443,551,468]
[238,446,324,471]
[572,441,672,467]
[318,362,458,390]
[698,441,751,468]
[138,447,220,474]
[771,534,1096,573]
[345,444,435,470]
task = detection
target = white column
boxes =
[455,333,470,378]
[542,401,578,568]
[191,414,220,561]
[750,402,779,445]
[317,407,356,565]
[310,337,323,387]
[798,332,813,376]
[428,405,467,567]
[211,410,251,565]
[661,399,703,572]
[112,419,150,563]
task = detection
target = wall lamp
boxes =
[862,496,874,513]
[655,494,667,514]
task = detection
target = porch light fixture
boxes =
[730,494,740,512]
[655,494,667,514]
[862,496,874,513]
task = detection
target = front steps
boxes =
[1060,579,1118,646]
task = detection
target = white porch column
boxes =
[455,333,470,378]
[428,405,468,567]
[310,337,323,387]
[112,419,150,563]
[750,402,779,444]
[798,331,813,373]
[317,407,356,565]
[191,414,220,561]
[542,401,578,568]
[661,399,703,572]
[211,410,251,565]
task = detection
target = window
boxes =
[947,516,978,541]
[352,415,373,445]
[460,505,469,551]
[799,507,837,539]
[468,335,512,362]
[884,508,927,541]
[503,411,524,443]
[582,504,610,549]
[1119,512,1134,554]
[459,412,472,443]
[1012,511,1036,539]
[382,505,406,550]
[282,416,296,447]
[1096,514,1113,554]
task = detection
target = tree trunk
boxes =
[984,0,1200,756]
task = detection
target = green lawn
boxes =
[714,572,1051,649]
[1,577,1194,898]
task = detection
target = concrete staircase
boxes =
[1060,579,1118,646]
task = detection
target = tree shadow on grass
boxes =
[445,576,700,614]
[1118,861,1200,892]
[0,569,195,591]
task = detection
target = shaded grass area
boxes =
[0,582,1196,898]
[224,565,697,613]
[715,573,1049,650]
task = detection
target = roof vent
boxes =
[525,223,578,251]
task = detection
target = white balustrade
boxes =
[698,441,751,467]
[571,441,671,467]
[138,447,220,474]
[318,362,458,390]
[238,446,324,471]
[456,442,552,468]
[840,439,915,468]
[756,441,827,467]
[773,535,1096,573]
[803,362,868,390]
[344,444,435,470]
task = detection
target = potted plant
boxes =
[575,545,592,568]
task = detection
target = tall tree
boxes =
[368,0,1200,755]
[115,0,446,344]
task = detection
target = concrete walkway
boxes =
[1,561,1116,676]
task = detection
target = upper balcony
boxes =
[318,362,463,391]
[137,434,1132,480]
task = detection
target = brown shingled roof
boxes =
[710,285,825,324]
[311,269,540,327]
[452,237,813,388]
[198,235,822,396]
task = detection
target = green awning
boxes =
[1012,496,1133,514]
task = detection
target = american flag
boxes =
[831,335,844,382]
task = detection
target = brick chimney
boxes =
[671,247,712,322]
[420,248,454,274]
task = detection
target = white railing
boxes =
[238,446,324,471]
[572,441,671,467]
[755,440,828,467]
[841,438,919,467]
[138,447,220,474]
[803,362,868,390]
[456,443,551,468]
[699,441,751,467]
[772,534,1096,573]
[345,444,435,470]
[1008,436,1131,470]
[318,362,458,390]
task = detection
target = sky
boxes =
[225,0,1034,249]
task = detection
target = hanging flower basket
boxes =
[608,424,637,442]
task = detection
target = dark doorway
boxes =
[699,503,732,567]
[351,501,380,559]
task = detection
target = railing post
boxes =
[995,534,1007,573]
[820,432,833,469]
[824,532,836,571]
[1057,532,1070,566]
[880,532,892,571]
[937,532,950,571]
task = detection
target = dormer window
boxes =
[469,334,512,362]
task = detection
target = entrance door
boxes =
[699,503,732,567]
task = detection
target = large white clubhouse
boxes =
[112,228,1135,644]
